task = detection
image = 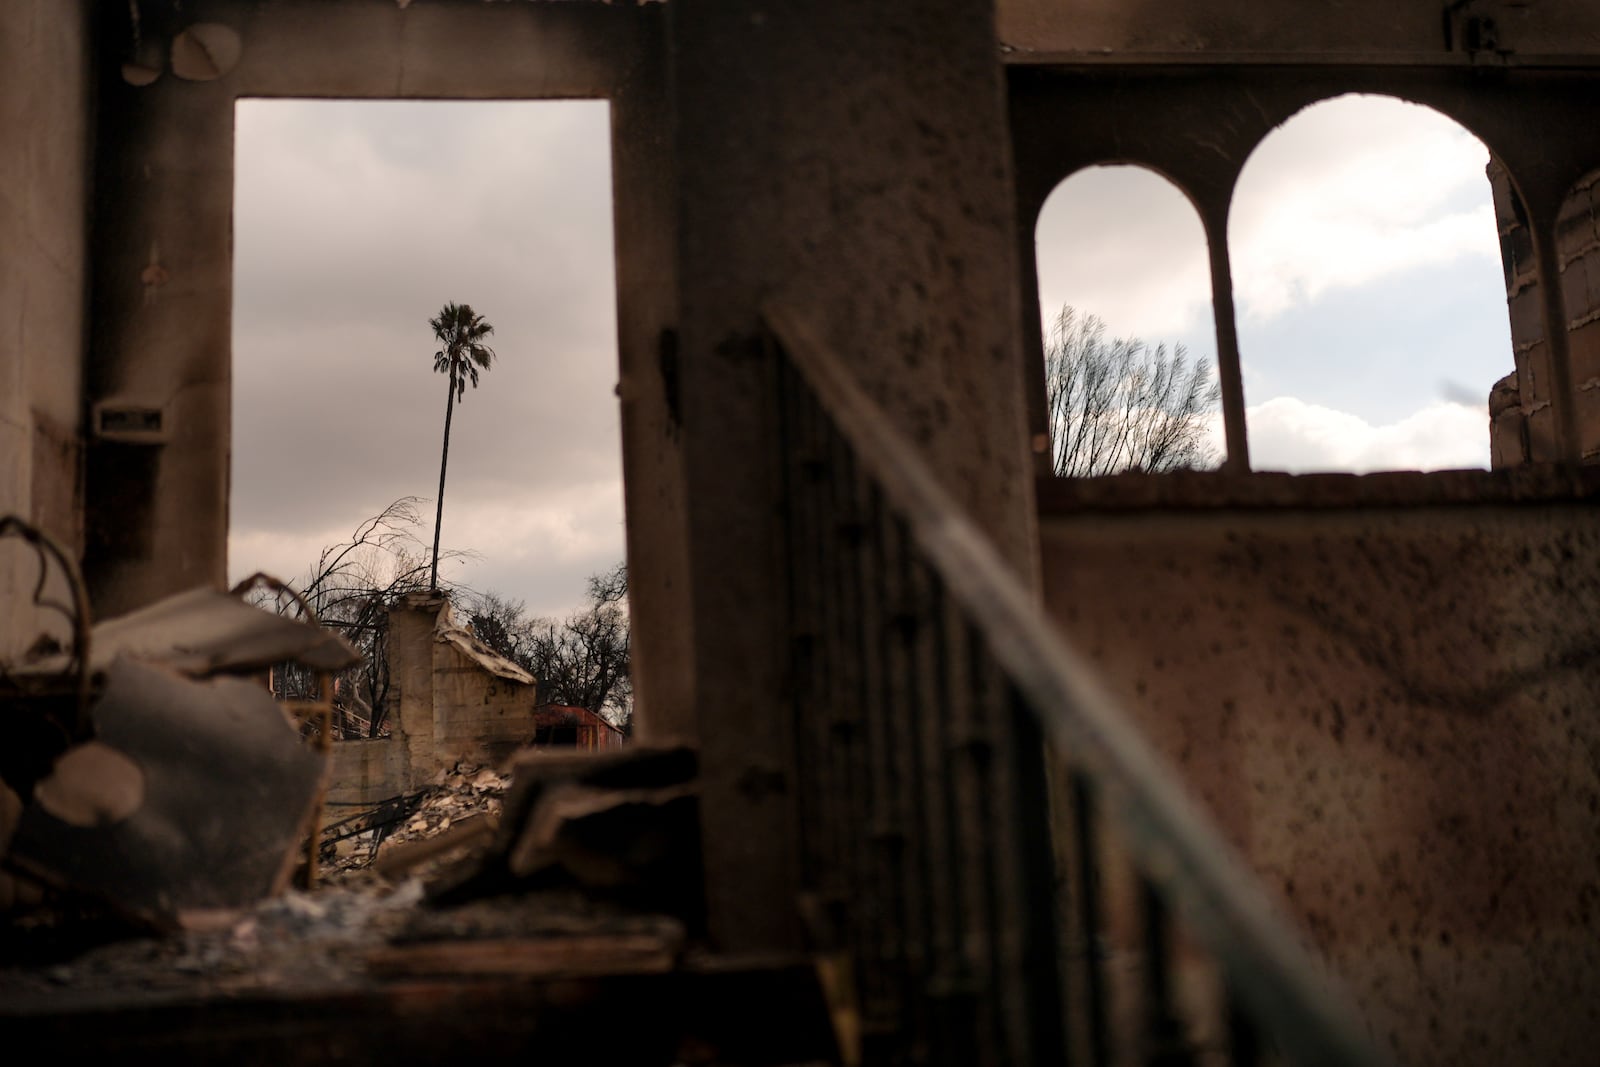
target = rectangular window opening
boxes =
[230,99,629,758]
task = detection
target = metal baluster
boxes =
[892,518,940,1065]
[1072,772,1112,1067]
[929,572,981,1067]
[1225,981,1263,1067]
[799,383,846,912]
[850,473,898,1052]
[776,358,819,884]
[1007,684,1071,1067]
[1141,879,1196,1066]
[871,495,921,1059]
[827,427,882,1031]
[809,400,856,962]
[964,624,1009,1066]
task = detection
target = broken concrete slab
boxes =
[423,746,703,924]
[433,624,534,686]
[76,585,359,678]
[497,744,697,841]
[508,783,698,892]
[7,658,329,922]
[372,812,498,880]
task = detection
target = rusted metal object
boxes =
[229,572,351,888]
[9,658,330,921]
[2,516,359,920]
[0,516,93,742]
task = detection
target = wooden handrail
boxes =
[763,300,1386,1066]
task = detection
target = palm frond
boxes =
[429,301,498,399]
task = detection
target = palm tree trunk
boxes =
[429,370,457,593]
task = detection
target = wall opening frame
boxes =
[84,1,693,738]
[1008,59,1600,491]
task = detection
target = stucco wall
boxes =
[0,1,91,651]
[1038,478,1600,1065]
[385,593,438,785]
[327,597,545,808]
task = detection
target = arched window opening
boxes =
[1034,165,1222,477]
[1228,94,1509,473]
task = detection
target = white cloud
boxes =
[1035,165,1215,342]
[1225,396,1490,473]
[1033,95,1501,345]
[1229,95,1496,320]
[227,477,625,620]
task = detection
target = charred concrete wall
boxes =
[671,0,1039,952]
[0,1,92,648]
[382,593,539,781]
[999,0,1600,57]
[1489,159,1600,464]
[1037,471,1600,1066]
[430,627,541,767]
[75,0,696,750]
[325,737,409,810]
[328,595,545,807]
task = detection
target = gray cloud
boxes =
[229,99,623,618]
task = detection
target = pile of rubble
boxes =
[1,543,361,929]
[0,877,428,998]
[2,743,704,992]
[320,761,512,885]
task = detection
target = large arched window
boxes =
[1227,94,1510,473]
[1034,165,1222,477]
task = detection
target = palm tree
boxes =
[427,302,496,592]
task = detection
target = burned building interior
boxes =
[3,1,1599,1064]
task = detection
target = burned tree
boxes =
[1044,305,1221,477]
[464,563,632,733]
[245,497,472,737]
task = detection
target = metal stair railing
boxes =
[765,301,1387,1067]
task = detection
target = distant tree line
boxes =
[462,563,632,734]
[247,498,630,738]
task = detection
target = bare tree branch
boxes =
[462,563,632,734]
[1044,305,1221,477]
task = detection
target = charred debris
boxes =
[0,517,825,1065]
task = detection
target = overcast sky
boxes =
[1035,93,1509,473]
[231,93,1510,616]
[231,99,621,619]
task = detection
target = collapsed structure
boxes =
[3,2,1599,1064]
[328,592,622,810]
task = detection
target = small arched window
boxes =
[1034,164,1222,477]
